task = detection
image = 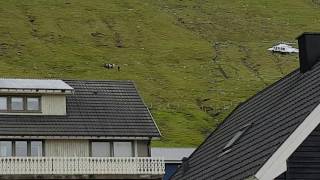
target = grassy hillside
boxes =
[0,0,319,147]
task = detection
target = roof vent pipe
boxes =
[297,32,320,73]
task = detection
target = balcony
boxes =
[0,157,165,175]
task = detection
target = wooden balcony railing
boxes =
[0,157,165,175]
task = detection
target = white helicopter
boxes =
[268,43,299,54]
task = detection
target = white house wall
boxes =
[42,95,66,115]
[45,139,89,157]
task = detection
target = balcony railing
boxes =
[0,157,165,175]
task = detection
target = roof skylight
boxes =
[223,123,252,151]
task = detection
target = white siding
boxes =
[42,95,66,115]
[45,140,89,157]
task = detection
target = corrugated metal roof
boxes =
[151,148,195,162]
[0,79,73,90]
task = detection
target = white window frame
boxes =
[26,97,41,111]
[113,142,133,157]
[90,141,134,157]
[0,140,43,157]
[11,97,24,111]
[91,142,111,157]
[0,96,41,113]
[0,97,7,111]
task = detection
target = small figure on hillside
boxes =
[118,66,121,71]
[105,63,115,69]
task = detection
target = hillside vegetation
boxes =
[0,0,319,146]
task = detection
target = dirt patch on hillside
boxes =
[103,19,124,48]
[0,43,9,56]
[212,42,229,79]
[196,98,221,118]
[312,0,320,6]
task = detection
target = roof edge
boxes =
[132,82,162,138]
[255,102,320,180]
[296,32,320,39]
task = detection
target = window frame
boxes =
[10,96,25,112]
[90,141,134,157]
[1,140,44,157]
[0,141,13,157]
[0,96,41,113]
[14,141,28,157]
[0,97,8,111]
[26,97,41,112]
[30,141,44,157]
[91,141,112,157]
[113,141,134,157]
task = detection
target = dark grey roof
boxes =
[172,62,320,180]
[0,80,160,137]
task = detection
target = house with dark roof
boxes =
[172,33,320,180]
[0,79,164,179]
[151,147,195,180]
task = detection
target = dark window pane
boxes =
[27,97,40,111]
[30,141,42,157]
[15,141,27,156]
[0,97,7,110]
[0,141,12,156]
[11,97,24,111]
[113,142,132,157]
[91,142,110,157]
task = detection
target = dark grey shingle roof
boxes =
[0,80,160,137]
[172,63,320,180]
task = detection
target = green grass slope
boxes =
[0,0,319,147]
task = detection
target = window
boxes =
[0,96,41,113]
[0,140,43,157]
[91,141,133,157]
[30,141,42,157]
[27,97,40,111]
[0,97,7,111]
[11,97,24,111]
[92,142,111,157]
[113,142,132,157]
[0,141,12,157]
[15,141,28,157]
[223,123,252,151]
